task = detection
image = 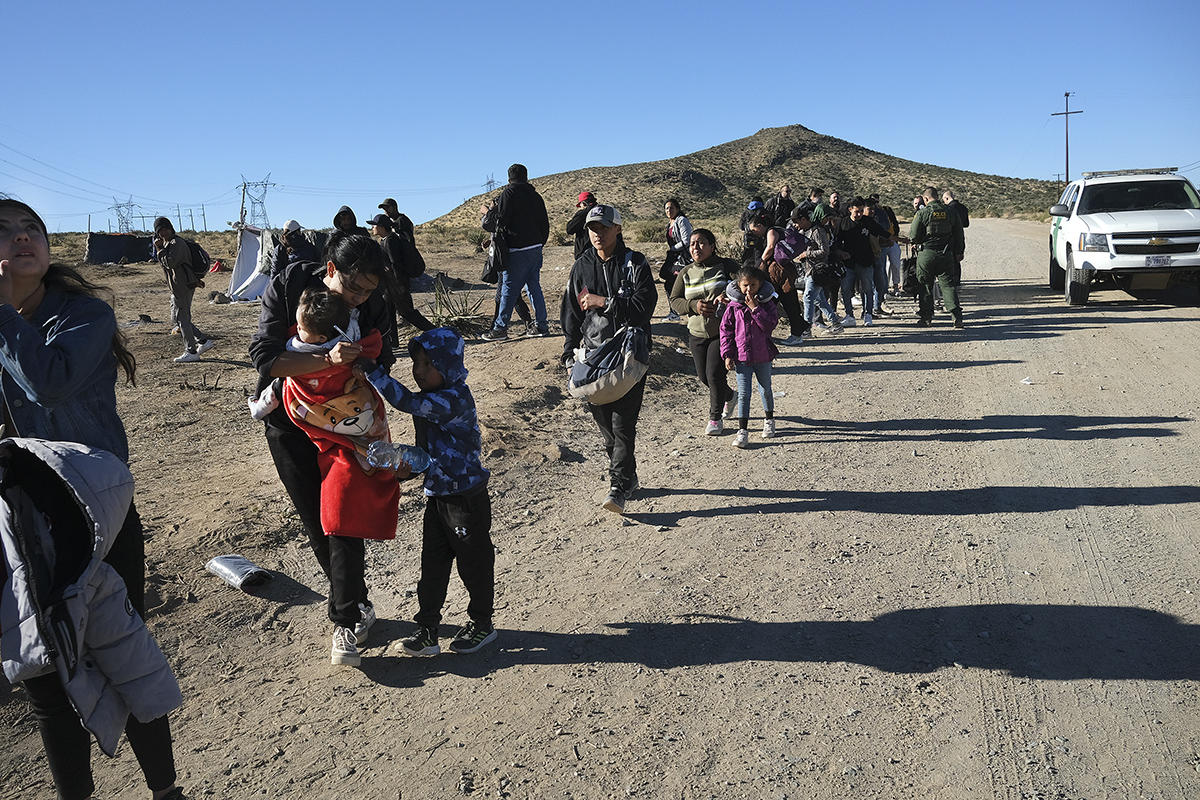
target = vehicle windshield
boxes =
[1078,180,1200,214]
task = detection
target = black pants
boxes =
[265,422,369,628]
[23,504,177,800]
[777,287,808,337]
[688,333,732,419]
[396,285,435,332]
[588,374,646,492]
[415,484,494,628]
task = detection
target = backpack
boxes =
[773,226,809,270]
[397,231,426,278]
[184,239,210,286]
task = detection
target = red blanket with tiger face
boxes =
[282,329,398,540]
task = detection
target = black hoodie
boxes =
[333,205,369,236]
[486,181,549,250]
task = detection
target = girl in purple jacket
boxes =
[719,266,780,448]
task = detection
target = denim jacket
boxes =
[0,290,128,462]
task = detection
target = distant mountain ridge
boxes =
[429,124,1058,229]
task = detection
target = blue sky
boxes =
[4,0,1198,231]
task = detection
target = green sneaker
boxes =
[401,625,440,657]
[449,621,497,654]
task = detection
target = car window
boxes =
[1058,185,1075,205]
[1065,185,1080,212]
[1078,180,1200,214]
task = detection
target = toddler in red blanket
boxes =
[266,288,401,667]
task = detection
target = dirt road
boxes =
[2,219,1197,799]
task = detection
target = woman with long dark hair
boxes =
[0,198,183,800]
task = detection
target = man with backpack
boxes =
[482,164,550,340]
[764,184,796,229]
[910,186,965,327]
[367,213,434,334]
[153,217,214,363]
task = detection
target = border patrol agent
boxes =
[908,186,966,327]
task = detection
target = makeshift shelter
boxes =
[84,233,155,265]
[226,226,328,302]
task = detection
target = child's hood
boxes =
[725,279,778,304]
[413,327,468,385]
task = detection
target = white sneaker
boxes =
[705,419,722,436]
[851,295,863,307]
[723,396,738,419]
[331,626,360,666]
[196,339,216,355]
[762,419,776,438]
[732,429,750,449]
[863,313,874,327]
[174,351,200,363]
[841,315,856,327]
[354,603,376,643]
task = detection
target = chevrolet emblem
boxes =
[1148,237,1170,246]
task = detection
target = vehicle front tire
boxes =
[1065,248,1090,306]
[1049,246,1065,291]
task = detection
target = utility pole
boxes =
[88,214,91,233]
[175,204,183,231]
[1050,92,1083,183]
[238,182,247,227]
[188,209,195,231]
[201,205,207,232]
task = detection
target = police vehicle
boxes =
[1048,168,1200,305]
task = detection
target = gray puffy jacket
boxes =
[0,438,182,756]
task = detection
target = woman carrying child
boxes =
[249,231,400,665]
[668,228,738,436]
[720,266,780,449]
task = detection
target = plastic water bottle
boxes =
[366,441,432,473]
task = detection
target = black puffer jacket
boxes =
[489,181,549,250]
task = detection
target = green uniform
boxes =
[908,200,965,323]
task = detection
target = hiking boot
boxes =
[841,315,856,327]
[602,488,626,514]
[481,326,508,341]
[732,429,750,449]
[863,313,874,327]
[355,603,376,644]
[705,419,723,436]
[762,419,776,439]
[331,626,360,666]
[174,351,200,363]
[401,625,440,657]
[196,339,215,355]
[449,620,498,654]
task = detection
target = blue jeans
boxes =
[496,246,547,329]
[872,254,889,311]
[840,265,874,319]
[734,362,773,420]
[802,275,837,324]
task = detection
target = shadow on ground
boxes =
[357,604,1198,687]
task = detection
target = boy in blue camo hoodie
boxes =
[360,327,495,656]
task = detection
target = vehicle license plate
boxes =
[1146,255,1172,267]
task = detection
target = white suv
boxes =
[1048,168,1200,304]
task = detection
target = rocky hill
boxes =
[428,124,1059,232]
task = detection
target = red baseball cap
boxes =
[576,191,596,206]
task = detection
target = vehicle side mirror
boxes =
[1049,204,1070,217]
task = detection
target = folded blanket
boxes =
[282,329,399,539]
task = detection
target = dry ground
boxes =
[1,220,1198,800]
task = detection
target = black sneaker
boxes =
[401,625,440,657]
[602,488,626,514]
[953,315,965,329]
[449,620,498,654]
[915,318,932,327]
[481,326,508,341]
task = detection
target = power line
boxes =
[0,167,110,204]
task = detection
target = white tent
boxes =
[226,225,273,302]
[227,226,330,302]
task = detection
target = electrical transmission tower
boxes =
[110,196,137,234]
[484,174,496,192]
[239,173,275,229]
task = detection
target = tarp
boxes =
[84,233,155,265]
[227,226,328,302]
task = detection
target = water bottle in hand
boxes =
[366,441,432,474]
